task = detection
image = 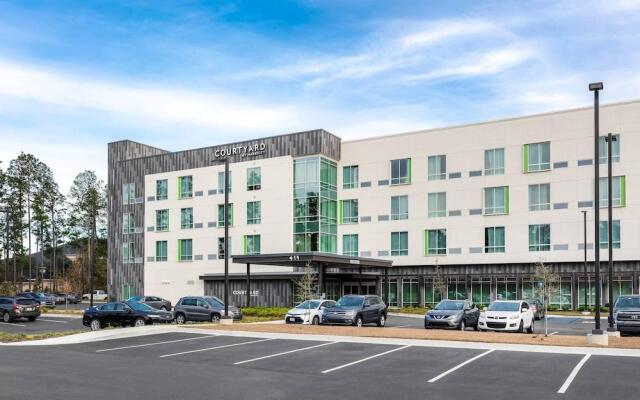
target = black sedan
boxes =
[83,301,173,331]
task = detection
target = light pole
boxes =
[581,210,588,313]
[605,133,617,331]
[223,157,230,319]
[589,81,603,334]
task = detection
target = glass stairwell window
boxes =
[484,186,509,215]
[523,142,550,172]
[340,199,358,224]
[391,232,408,256]
[343,165,359,189]
[529,224,550,251]
[599,176,626,207]
[391,195,408,220]
[155,209,169,231]
[428,155,446,181]
[122,242,134,264]
[428,192,446,218]
[247,167,261,191]
[342,234,359,257]
[425,229,446,255]
[390,158,411,185]
[218,204,234,227]
[178,176,193,199]
[156,179,168,200]
[484,148,505,175]
[485,227,505,253]
[599,220,621,249]
[528,183,550,211]
[123,183,135,205]
[599,135,620,164]
[122,213,135,234]
[180,208,193,229]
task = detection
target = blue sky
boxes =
[1,0,639,192]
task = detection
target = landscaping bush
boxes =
[240,307,289,319]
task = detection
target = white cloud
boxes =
[399,20,499,48]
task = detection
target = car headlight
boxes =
[448,314,459,320]
[346,310,357,316]
[479,312,486,318]
[509,314,520,319]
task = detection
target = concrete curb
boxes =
[388,312,423,319]
[41,313,83,319]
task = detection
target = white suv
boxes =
[478,300,535,333]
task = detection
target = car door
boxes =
[196,298,211,320]
[363,297,376,323]
[99,303,115,325]
[521,302,532,327]
[464,302,478,325]
[111,303,127,326]
[182,298,197,320]
[145,296,159,309]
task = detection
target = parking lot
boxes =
[2,330,639,400]
[0,315,85,333]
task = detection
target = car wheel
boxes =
[459,319,466,331]
[2,311,11,323]
[424,321,430,329]
[473,323,479,331]
[518,320,524,333]
[160,306,168,311]
[312,316,320,325]
[27,317,37,322]
[354,316,363,327]
[377,314,386,327]
[527,319,534,334]
[134,318,146,327]
[175,313,186,325]
[90,318,101,331]
[210,313,221,323]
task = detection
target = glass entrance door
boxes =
[343,282,377,295]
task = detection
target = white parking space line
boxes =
[97,335,219,353]
[428,349,494,383]
[159,338,274,358]
[321,345,411,374]
[548,331,559,336]
[0,322,27,327]
[557,354,591,394]
[37,318,69,323]
[234,341,338,365]
[393,325,412,328]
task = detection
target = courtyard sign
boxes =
[214,142,266,158]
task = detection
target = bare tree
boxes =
[534,261,559,336]
[432,258,447,304]
[294,262,317,303]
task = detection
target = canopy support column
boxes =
[246,263,251,307]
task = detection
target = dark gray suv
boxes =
[322,295,387,327]
[0,296,40,322]
[174,296,242,324]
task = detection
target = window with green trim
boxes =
[528,224,550,251]
[390,158,411,185]
[343,165,359,189]
[156,179,168,200]
[599,220,620,249]
[218,171,232,194]
[485,227,505,253]
[484,148,505,175]
[528,183,550,211]
[427,192,446,218]
[523,142,550,172]
[342,234,358,257]
[599,176,626,207]
[155,241,168,262]
[428,155,446,181]
[340,199,358,224]
[178,176,193,199]
[425,229,446,255]
[123,183,135,205]
[244,235,261,255]
[122,213,135,234]
[218,203,234,227]
[247,167,261,191]
[180,207,193,229]
[391,231,408,256]
[155,209,169,231]
[218,237,231,259]
[391,195,408,220]
[599,135,620,164]
[177,239,193,261]
[484,186,509,215]
[247,201,261,225]
[122,242,134,263]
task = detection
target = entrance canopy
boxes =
[231,252,393,269]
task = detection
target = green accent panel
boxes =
[242,235,247,255]
[408,158,412,184]
[339,200,344,224]
[230,205,234,226]
[504,186,510,214]
[177,240,182,261]
[423,230,428,256]
[522,144,529,173]
[620,176,626,207]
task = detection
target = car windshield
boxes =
[205,297,224,307]
[128,296,144,302]
[126,301,153,311]
[488,302,520,312]
[17,299,35,305]
[615,297,640,309]
[296,300,320,309]
[434,301,464,311]
[336,296,364,307]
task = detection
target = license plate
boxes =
[288,317,296,322]
[25,307,34,311]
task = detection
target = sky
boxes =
[0,0,639,194]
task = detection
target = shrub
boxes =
[240,307,289,318]
[0,282,16,297]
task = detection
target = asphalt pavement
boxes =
[0,315,86,333]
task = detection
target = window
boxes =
[390,158,411,185]
[123,183,135,205]
[177,239,192,261]
[471,277,491,306]
[122,242,134,263]
[599,176,626,207]
[428,192,446,218]
[342,234,358,257]
[247,167,261,191]
[391,195,408,220]
[180,208,193,229]
[155,241,168,262]
[391,231,408,256]
[599,134,620,164]
[218,237,231,259]
[428,155,446,181]
[424,279,443,306]
[484,148,505,175]
[343,165,359,189]
[178,176,193,199]
[402,278,419,307]
[484,186,509,215]
[122,213,135,234]
[340,199,358,224]
[425,229,446,255]
[523,142,550,172]
[529,224,550,251]
[244,235,261,255]
[247,201,261,225]
[528,183,550,211]
[599,220,621,249]
[156,179,168,200]
[218,204,234,227]
[155,209,169,232]
[218,171,232,194]
[387,279,398,307]
[485,227,505,253]
[447,277,466,300]
[496,277,517,301]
